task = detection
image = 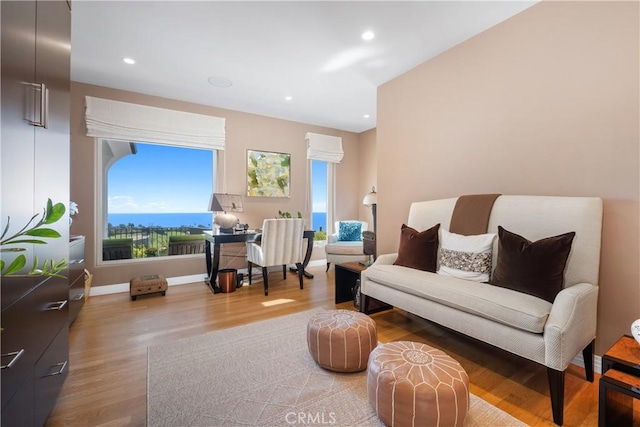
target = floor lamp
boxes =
[362,187,377,263]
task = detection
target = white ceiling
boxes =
[71,1,537,133]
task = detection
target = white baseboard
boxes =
[88,274,207,297]
[571,351,602,374]
[88,262,329,297]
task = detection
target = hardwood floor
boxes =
[46,265,602,427]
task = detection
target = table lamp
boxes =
[209,193,243,233]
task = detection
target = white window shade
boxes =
[306,132,343,163]
[85,96,225,150]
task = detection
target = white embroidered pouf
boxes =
[367,341,469,427]
[307,309,377,373]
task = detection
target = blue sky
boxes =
[109,143,329,215]
[108,143,213,213]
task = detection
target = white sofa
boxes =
[360,195,602,426]
[325,221,368,270]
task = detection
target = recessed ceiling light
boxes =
[361,31,375,41]
[208,76,233,88]
[285,96,293,101]
[123,57,136,65]
[363,114,370,119]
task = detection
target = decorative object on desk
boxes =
[632,319,640,345]
[363,186,377,259]
[247,149,290,197]
[209,193,243,232]
[362,230,376,265]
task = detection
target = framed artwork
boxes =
[247,150,291,197]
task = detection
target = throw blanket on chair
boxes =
[449,194,501,235]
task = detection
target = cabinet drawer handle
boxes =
[46,300,68,311]
[72,293,85,301]
[27,83,49,128]
[69,258,85,265]
[44,360,67,377]
[1,349,25,370]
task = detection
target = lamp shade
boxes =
[209,193,243,230]
[363,187,377,207]
[209,193,243,213]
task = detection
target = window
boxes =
[311,160,327,234]
[98,139,216,262]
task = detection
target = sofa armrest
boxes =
[327,233,338,244]
[544,282,599,370]
[372,253,398,266]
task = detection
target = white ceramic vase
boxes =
[632,319,640,345]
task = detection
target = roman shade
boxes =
[85,96,225,150]
[305,132,343,163]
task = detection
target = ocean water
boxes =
[108,213,213,228]
[109,212,326,231]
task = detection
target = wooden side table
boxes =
[598,335,640,427]
[334,262,365,304]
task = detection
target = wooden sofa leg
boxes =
[582,339,595,382]
[547,367,565,426]
[326,262,330,272]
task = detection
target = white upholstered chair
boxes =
[246,218,305,296]
[325,220,368,271]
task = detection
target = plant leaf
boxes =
[4,255,26,275]
[2,239,48,245]
[25,229,61,238]
[44,202,66,224]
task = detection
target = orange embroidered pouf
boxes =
[307,310,377,373]
[367,341,469,427]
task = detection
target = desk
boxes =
[598,335,640,426]
[204,229,315,294]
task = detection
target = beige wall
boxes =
[376,1,639,355]
[358,128,378,228]
[70,82,363,287]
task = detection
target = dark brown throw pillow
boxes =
[394,223,440,272]
[489,226,576,303]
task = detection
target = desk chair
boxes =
[246,218,305,296]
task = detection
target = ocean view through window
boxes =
[311,159,328,241]
[100,140,215,260]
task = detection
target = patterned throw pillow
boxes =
[437,228,496,282]
[337,221,362,241]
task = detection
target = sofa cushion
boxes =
[490,226,576,303]
[365,263,552,334]
[394,223,440,272]
[325,241,364,255]
[337,221,362,241]
[437,228,496,282]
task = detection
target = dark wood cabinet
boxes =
[1,1,71,425]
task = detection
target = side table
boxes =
[334,262,391,314]
[598,335,640,427]
[334,262,364,304]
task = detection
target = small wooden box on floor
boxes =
[130,274,167,301]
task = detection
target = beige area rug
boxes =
[147,309,527,427]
